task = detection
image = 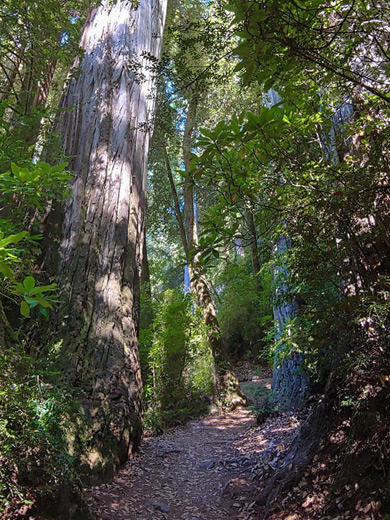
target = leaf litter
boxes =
[86,366,302,520]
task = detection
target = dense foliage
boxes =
[0,350,82,515]
[1,0,390,517]
[0,157,81,515]
[140,289,214,433]
[0,1,89,515]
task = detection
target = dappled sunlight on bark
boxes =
[40,0,168,482]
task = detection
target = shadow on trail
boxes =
[86,406,301,520]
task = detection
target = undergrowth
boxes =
[140,289,215,434]
[0,348,82,516]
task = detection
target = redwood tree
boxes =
[47,0,167,481]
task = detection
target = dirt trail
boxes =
[86,369,301,520]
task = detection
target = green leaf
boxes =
[0,231,28,248]
[199,128,215,140]
[0,262,14,279]
[18,168,30,182]
[30,283,57,295]
[10,163,20,176]
[20,301,30,318]
[225,4,237,12]
[213,120,228,138]
[234,61,246,72]
[23,276,36,293]
[50,162,68,173]
[234,42,253,58]
[39,307,49,319]
[36,162,51,174]
[24,297,39,308]
[255,7,269,22]
[35,296,53,309]
[242,62,256,86]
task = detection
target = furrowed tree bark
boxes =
[0,54,23,103]
[180,94,245,408]
[141,239,152,292]
[26,57,59,155]
[272,234,309,409]
[45,0,167,482]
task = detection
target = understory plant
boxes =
[0,159,81,514]
[216,259,273,360]
[140,289,215,433]
[0,160,71,324]
[0,349,83,515]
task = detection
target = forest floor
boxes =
[86,363,303,520]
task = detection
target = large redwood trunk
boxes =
[49,0,167,482]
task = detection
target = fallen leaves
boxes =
[85,365,306,520]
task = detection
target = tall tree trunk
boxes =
[141,238,151,292]
[33,58,57,109]
[5,51,58,163]
[180,94,245,407]
[16,47,39,118]
[0,54,23,103]
[272,234,308,408]
[264,89,309,409]
[46,0,167,483]
[26,57,59,156]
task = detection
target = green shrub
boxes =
[185,305,215,396]
[0,159,80,513]
[140,289,215,433]
[246,385,277,424]
[0,349,82,514]
[0,160,71,324]
[217,259,273,359]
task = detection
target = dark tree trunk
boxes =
[4,50,57,162]
[263,89,309,409]
[26,57,58,155]
[33,58,57,109]
[0,54,23,103]
[272,234,309,409]
[141,239,151,290]
[45,0,167,482]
